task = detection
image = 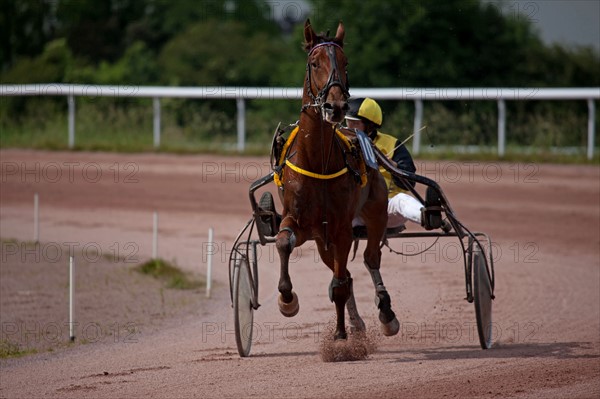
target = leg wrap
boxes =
[279,227,296,251]
[375,290,395,322]
[365,263,386,291]
[328,275,349,302]
[365,263,396,324]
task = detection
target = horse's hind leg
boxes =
[361,201,400,337]
[364,241,399,335]
[365,258,399,336]
[345,272,366,333]
[276,225,299,317]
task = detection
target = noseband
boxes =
[303,42,350,112]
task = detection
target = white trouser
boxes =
[353,192,423,228]
[387,192,423,227]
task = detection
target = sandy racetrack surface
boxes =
[1,149,599,398]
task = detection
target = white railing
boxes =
[1,84,598,159]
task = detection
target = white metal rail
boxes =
[1,85,598,158]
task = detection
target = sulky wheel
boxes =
[233,255,254,357]
[473,245,493,349]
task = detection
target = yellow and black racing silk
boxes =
[373,131,416,198]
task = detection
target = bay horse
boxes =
[275,19,399,340]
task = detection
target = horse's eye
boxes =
[311,62,318,69]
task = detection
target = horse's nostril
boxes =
[323,102,334,110]
[342,103,349,111]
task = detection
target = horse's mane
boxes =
[303,32,343,51]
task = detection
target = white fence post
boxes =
[33,192,39,243]
[153,97,161,149]
[412,99,423,155]
[497,99,506,157]
[152,211,158,259]
[69,255,75,341]
[588,99,595,160]
[206,227,213,298]
[237,98,245,152]
[68,94,75,149]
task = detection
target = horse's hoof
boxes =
[381,317,400,336]
[278,291,299,317]
[334,331,347,341]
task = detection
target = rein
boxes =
[302,42,350,112]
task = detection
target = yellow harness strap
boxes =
[274,127,367,187]
[285,160,349,180]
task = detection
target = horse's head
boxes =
[303,19,350,124]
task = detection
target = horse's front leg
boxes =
[331,272,350,340]
[276,222,299,317]
[320,237,353,340]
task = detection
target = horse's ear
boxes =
[304,18,317,50]
[335,21,345,46]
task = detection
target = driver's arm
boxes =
[390,142,416,190]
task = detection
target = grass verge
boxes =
[135,258,204,290]
[0,340,38,359]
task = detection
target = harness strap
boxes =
[285,159,348,180]
[273,127,367,188]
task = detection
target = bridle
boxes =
[302,42,350,113]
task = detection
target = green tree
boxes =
[307,0,598,87]
[1,38,72,83]
[55,0,147,63]
[0,0,57,71]
[158,19,285,86]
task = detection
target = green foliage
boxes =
[0,0,55,70]
[308,0,598,87]
[2,39,72,83]
[423,102,497,146]
[72,42,159,85]
[158,19,284,86]
[0,98,67,149]
[0,0,598,160]
[55,0,148,63]
[0,339,37,359]
[507,101,592,147]
[3,0,597,88]
[136,258,203,290]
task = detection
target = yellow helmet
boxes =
[345,97,382,126]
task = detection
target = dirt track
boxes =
[1,149,599,398]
